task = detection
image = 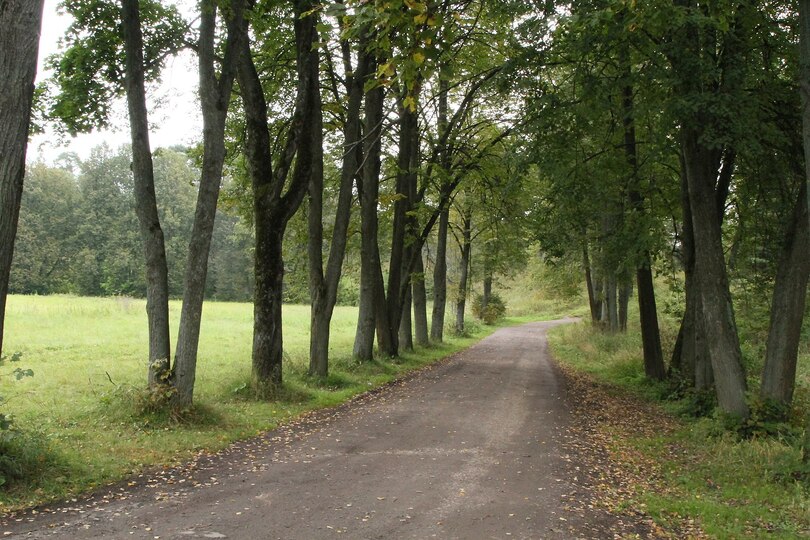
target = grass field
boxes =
[0,294,550,511]
[548,312,810,538]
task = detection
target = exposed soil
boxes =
[1,320,661,539]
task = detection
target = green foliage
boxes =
[548,292,810,537]
[47,0,187,134]
[0,430,54,490]
[0,353,39,489]
[735,397,799,441]
[14,146,254,301]
[471,293,506,325]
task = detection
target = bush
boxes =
[0,351,43,487]
[0,429,54,488]
[472,293,507,325]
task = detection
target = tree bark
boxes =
[799,0,810,463]
[381,101,419,357]
[399,286,413,352]
[583,244,600,325]
[238,0,319,394]
[618,279,631,333]
[619,45,666,379]
[0,0,43,360]
[429,78,451,343]
[252,227,285,394]
[171,0,243,408]
[482,274,493,311]
[307,43,368,377]
[667,0,749,419]
[120,0,172,387]
[636,266,666,380]
[604,277,619,333]
[412,253,429,347]
[671,156,711,388]
[455,212,472,334]
[430,206,450,342]
[353,63,385,361]
[761,185,810,407]
[682,130,748,419]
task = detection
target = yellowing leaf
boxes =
[413,51,425,65]
[377,62,395,78]
[404,0,426,12]
[414,13,427,24]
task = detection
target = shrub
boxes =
[0,351,40,487]
[472,293,507,325]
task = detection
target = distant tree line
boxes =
[12,146,254,302]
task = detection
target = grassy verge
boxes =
[549,319,810,538]
[0,295,526,512]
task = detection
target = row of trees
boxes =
[2,0,809,427]
[521,0,810,423]
[12,143,519,310]
[3,0,530,410]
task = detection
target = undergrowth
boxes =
[549,317,810,538]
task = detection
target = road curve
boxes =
[4,319,616,539]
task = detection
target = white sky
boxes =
[29,0,201,164]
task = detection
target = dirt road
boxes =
[4,320,622,539]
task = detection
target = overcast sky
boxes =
[30,0,201,164]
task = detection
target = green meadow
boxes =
[0,294,518,511]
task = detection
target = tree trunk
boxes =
[307,42,367,378]
[430,206,450,342]
[238,0,319,393]
[412,253,429,347]
[0,0,43,360]
[252,227,285,394]
[604,277,619,333]
[429,78,451,343]
[682,131,748,419]
[482,274,493,311]
[121,0,172,386]
[399,286,413,352]
[672,156,703,385]
[381,101,419,357]
[455,213,472,334]
[353,63,385,361]
[761,185,810,407]
[618,279,631,333]
[619,45,666,379]
[583,244,600,325]
[798,0,810,464]
[667,0,749,419]
[636,266,666,380]
[171,0,243,408]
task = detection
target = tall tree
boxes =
[668,0,751,419]
[352,70,385,361]
[801,0,810,462]
[237,0,320,394]
[618,26,665,380]
[308,27,371,377]
[0,0,45,361]
[171,0,244,408]
[120,0,172,385]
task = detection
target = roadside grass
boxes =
[549,316,810,538]
[0,294,520,512]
